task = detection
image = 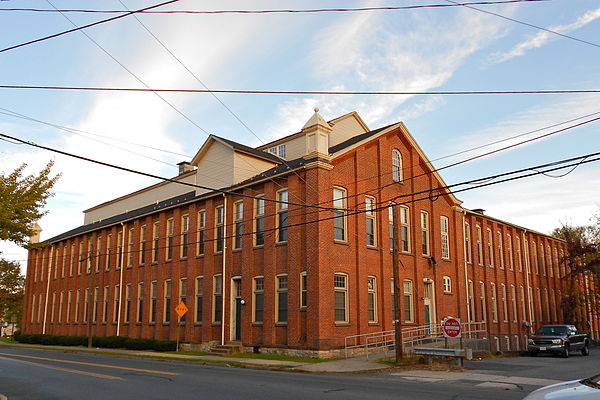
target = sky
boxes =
[1,0,599,270]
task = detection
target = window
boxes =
[137,282,144,323]
[490,283,498,322]
[60,291,66,323]
[476,225,483,265]
[181,214,189,258]
[127,228,134,267]
[125,284,131,323]
[392,149,402,182]
[420,211,430,256]
[528,286,535,322]
[497,232,504,269]
[300,271,307,309]
[164,280,171,323]
[102,286,109,323]
[197,210,206,256]
[464,222,472,264]
[62,245,67,276]
[179,278,187,322]
[95,237,101,272]
[31,293,36,323]
[467,280,475,321]
[255,196,265,246]
[442,276,452,293]
[83,288,89,323]
[487,229,494,267]
[399,206,410,252]
[67,291,72,323]
[166,218,174,260]
[78,241,84,274]
[51,292,56,323]
[276,275,288,323]
[540,243,546,276]
[113,285,120,323]
[213,275,222,323]
[550,289,557,321]
[501,284,508,322]
[87,240,93,273]
[38,293,44,323]
[334,274,348,323]
[117,230,123,270]
[550,246,556,278]
[544,289,550,322]
[195,277,203,323]
[277,190,288,243]
[333,188,347,241]
[151,222,159,263]
[278,144,286,158]
[388,206,395,250]
[150,281,157,323]
[253,276,264,323]
[510,285,517,322]
[516,236,522,271]
[70,243,75,276]
[532,242,539,274]
[75,290,80,323]
[536,288,542,321]
[106,234,112,270]
[365,196,376,246]
[367,276,377,323]
[520,286,526,323]
[479,281,487,322]
[440,216,450,260]
[139,225,146,265]
[524,239,530,273]
[215,206,224,252]
[403,280,414,322]
[233,201,243,249]
[507,234,513,270]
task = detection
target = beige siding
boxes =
[329,115,369,148]
[84,173,197,224]
[233,153,277,184]
[194,141,235,196]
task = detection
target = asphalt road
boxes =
[0,345,597,400]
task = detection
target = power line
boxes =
[22,151,600,266]
[0,0,181,54]
[2,85,598,96]
[445,0,600,50]
[0,1,550,15]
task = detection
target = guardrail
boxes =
[413,346,465,366]
[344,321,488,359]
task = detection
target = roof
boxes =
[213,135,283,163]
[328,123,395,154]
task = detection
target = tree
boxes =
[552,217,600,326]
[0,258,25,324]
[0,161,60,246]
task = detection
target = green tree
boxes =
[0,258,25,324]
[0,161,60,246]
[552,218,600,326]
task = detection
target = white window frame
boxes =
[181,214,189,258]
[464,222,472,264]
[334,273,348,323]
[392,149,402,182]
[300,271,307,309]
[254,196,265,246]
[213,274,223,323]
[333,188,347,242]
[420,211,430,256]
[277,190,289,243]
[440,216,450,260]
[276,274,288,324]
[367,276,377,323]
[197,210,206,256]
[233,201,244,250]
[365,196,376,247]
[442,276,452,293]
[215,206,225,253]
[253,276,264,323]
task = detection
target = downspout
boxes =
[522,229,533,334]
[460,208,471,324]
[221,193,227,346]
[42,246,53,334]
[116,222,126,336]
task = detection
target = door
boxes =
[234,298,242,340]
[424,281,436,335]
[231,278,242,341]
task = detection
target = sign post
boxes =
[442,317,461,338]
[174,302,189,352]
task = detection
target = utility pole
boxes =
[391,203,404,364]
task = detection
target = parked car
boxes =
[528,325,591,358]
[522,373,600,399]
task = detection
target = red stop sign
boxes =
[442,317,461,338]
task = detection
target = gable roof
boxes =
[191,134,282,166]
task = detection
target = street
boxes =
[0,345,597,400]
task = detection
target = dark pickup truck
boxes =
[528,325,591,358]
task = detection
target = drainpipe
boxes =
[221,193,227,346]
[523,229,533,334]
[42,246,54,334]
[116,223,126,336]
[460,209,471,325]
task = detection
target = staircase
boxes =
[208,341,243,356]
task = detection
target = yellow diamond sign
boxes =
[175,302,189,318]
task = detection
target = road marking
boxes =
[0,355,123,380]
[0,352,179,376]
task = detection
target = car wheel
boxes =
[581,342,590,356]
[529,351,538,357]
[562,344,570,358]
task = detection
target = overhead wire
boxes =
[0,0,181,53]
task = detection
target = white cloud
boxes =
[448,93,600,158]
[490,7,600,63]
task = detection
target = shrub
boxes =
[153,340,177,352]
[92,336,128,349]
[124,338,156,350]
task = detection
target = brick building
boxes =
[22,110,599,355]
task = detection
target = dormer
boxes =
[302,108,332,160]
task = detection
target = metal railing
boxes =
[344,321,488,358]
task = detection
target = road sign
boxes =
[175,302,189,318]
[442,317,461,338]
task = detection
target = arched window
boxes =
[392,149,402,182]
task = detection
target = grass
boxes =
[223,353,334,364]
[164,350,209,356]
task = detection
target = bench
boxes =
[413,346,465,367]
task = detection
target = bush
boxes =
[124,338,156,350]
[93,336,128,349]
[12,330,21,341]
[153,340,177,352]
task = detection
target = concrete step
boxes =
[208,342,243,356]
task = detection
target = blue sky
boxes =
[1,0,599,268]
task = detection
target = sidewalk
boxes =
[0,341,387,372]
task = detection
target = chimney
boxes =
[177,161,194,175]
[302,107,332,160]
[472,208,486,215]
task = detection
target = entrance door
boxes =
[424,281,435,335]
[232,278,242,341]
